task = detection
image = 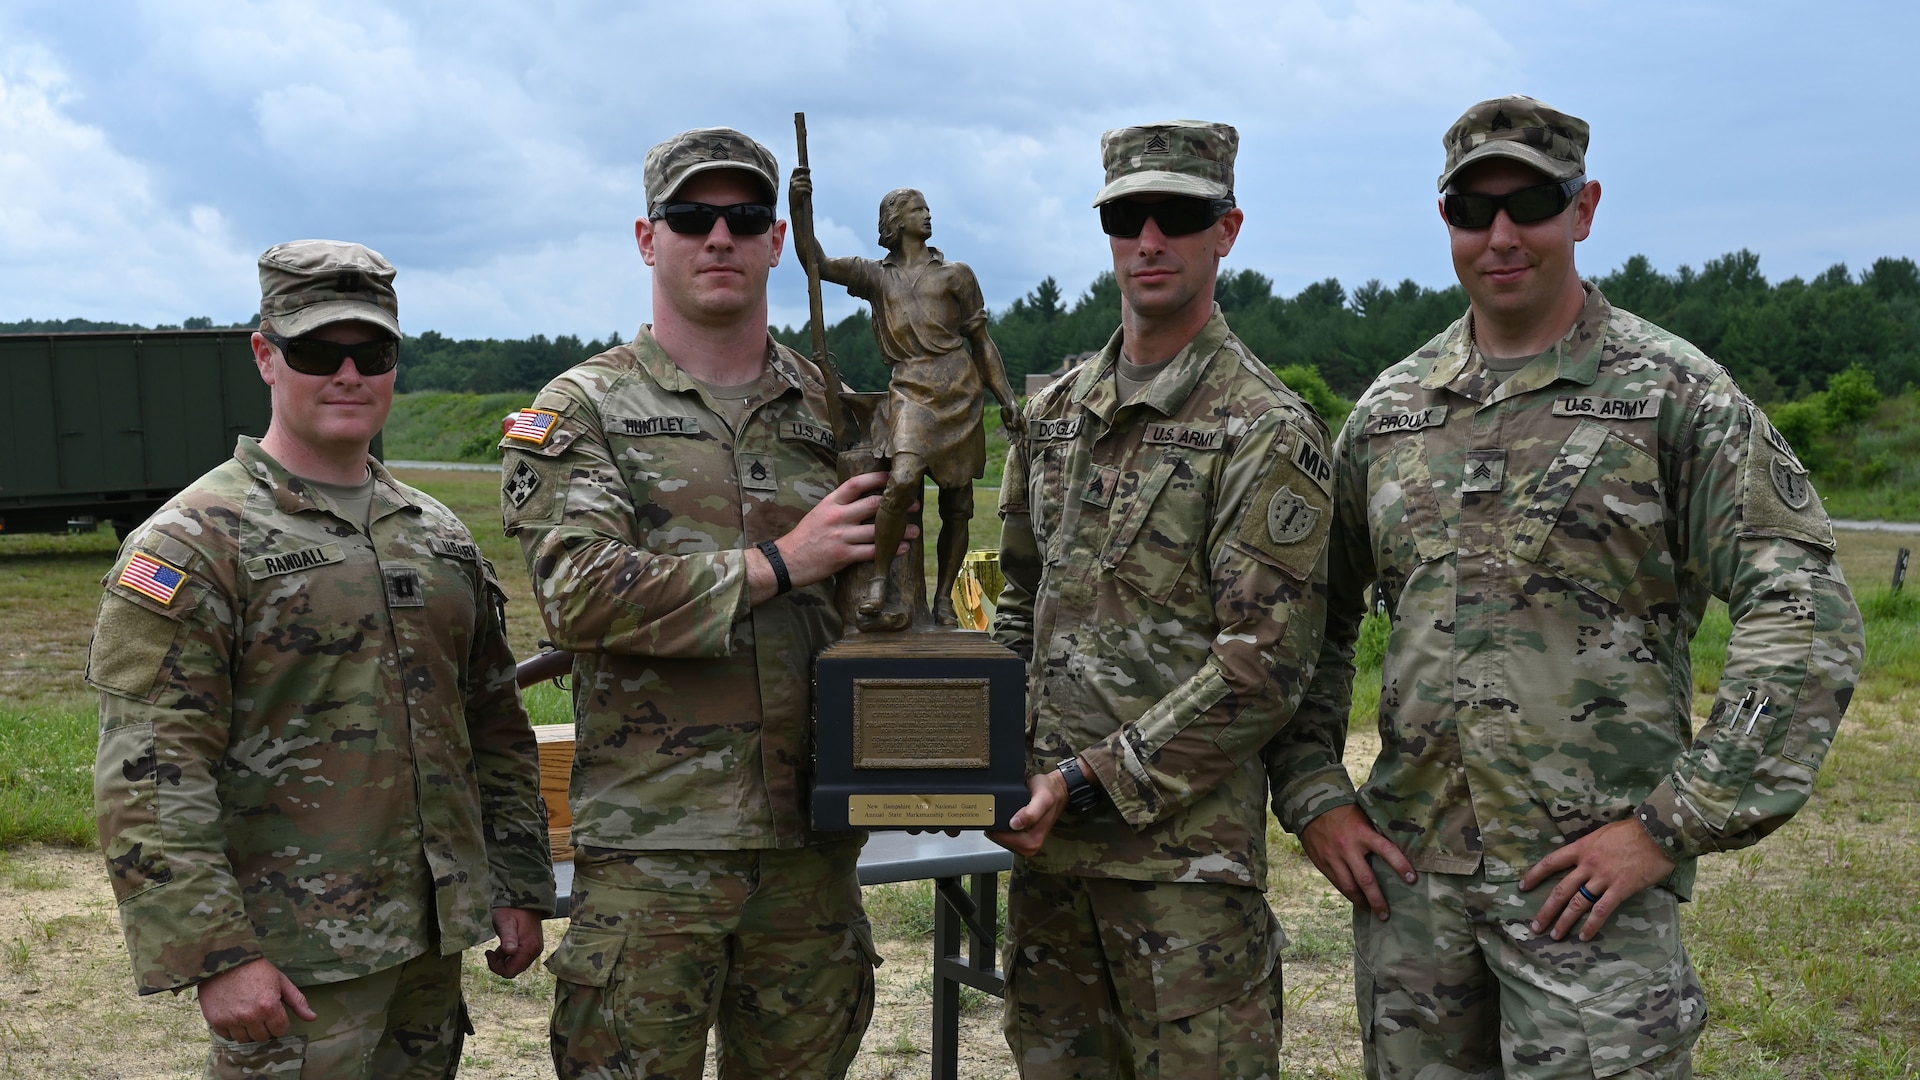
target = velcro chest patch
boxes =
[605,414,703,438]
[1365,406,1448,438]
[779,419,835,450]
[1029,417,1082,441]
[1142,423,1224,451]
[742,455,777,491]
[429,537,480,562]
[382,564,426,608]
[1082,464,1119,508]
[1551,396,1660,420]
[245,542,346,580]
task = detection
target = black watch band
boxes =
[757,540,792,595]
[1056,756,1099,813]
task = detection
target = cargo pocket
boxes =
[1512,420,1664,606]
[544,923,627,989]
[824,918,883,1077]
[1369,436,1454,573]
[1577,950,1707,1077]
[1109,455,1203,606]
[209,1032,307,1078]
[1148,901,1282,1023]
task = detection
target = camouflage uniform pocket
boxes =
[208,1032,308,1078]
[1108,457,1201,605]
[1576,949,1707,1077]
[1513,421,1663,605]
[544,923,628,988]
[1369,438,1453,571]
[1146,898,1282,1023]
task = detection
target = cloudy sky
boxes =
[3,1,1916,340]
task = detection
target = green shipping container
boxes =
[0,329,381,537]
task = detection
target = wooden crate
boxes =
[534,724,574,863]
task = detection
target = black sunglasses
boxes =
[651,201,777,236]
[262,331,400,377]
[1443,176,1587,229]
[1098,196,1236,239]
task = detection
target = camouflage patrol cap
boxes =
[257,240,400,338]
[644,128,780,214]
[1093,120,1237,206]
[1437,95,1589,192]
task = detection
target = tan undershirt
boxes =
[1116,355,1174,405]
[1479,348,1543,388]
[688,373,762,433]
[300,468,376,532]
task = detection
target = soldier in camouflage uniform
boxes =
[1278,96,1866,1078]
[989,120,1334,1079]
[502,128,894,1080]
[89,240,556,1079]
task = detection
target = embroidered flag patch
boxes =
[504,409,560,445]
[119,552,187,605]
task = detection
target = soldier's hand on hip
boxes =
[1300,804,1416,919]
[197,957,316,1043]
[987,769,1070,857]
[486,906,546,979]
[1521,818,1676,942]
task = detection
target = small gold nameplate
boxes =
[848,795,996,826]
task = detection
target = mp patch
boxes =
[1267,486,1320,545]
[505,459,542,508]
[382,564,425,608]
[503,408,560,446]
[1289,433,1333,496]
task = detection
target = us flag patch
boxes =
[119,552,187,605]
[504,409,560,445]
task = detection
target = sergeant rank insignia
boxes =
[1267,487,1318,545]
[119,551,187,605]
[503,408,560,446]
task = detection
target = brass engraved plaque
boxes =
[852,678,991,769]
[849,794,996,827]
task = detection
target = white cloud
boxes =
[0,43,255,324]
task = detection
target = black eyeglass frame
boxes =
[1442,176,1588,229]
[649,201,778,236]
[261,331,401,377]
[1098,196,1238,239]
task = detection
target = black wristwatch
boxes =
[1056,756,1100,813]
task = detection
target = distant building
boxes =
[1025,352,1096,399]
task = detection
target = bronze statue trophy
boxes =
[792,114,1028,830]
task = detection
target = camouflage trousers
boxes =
[1354,861,1707,1079]
[1001,867,1285,1080]
[204,950,467,1079]
[547,842,879,1080]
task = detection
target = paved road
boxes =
[388,459,501,472]
[1834,520,1920,535]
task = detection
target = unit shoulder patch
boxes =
[1233,431,1332,580]
[1287,430,1334,497]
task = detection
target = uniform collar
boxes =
[633,324,803,401]
[1071,304,1233,424]
[1422,281,1612,400]
[235,435,417,523]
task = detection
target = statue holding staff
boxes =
[789,169,1023,628]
